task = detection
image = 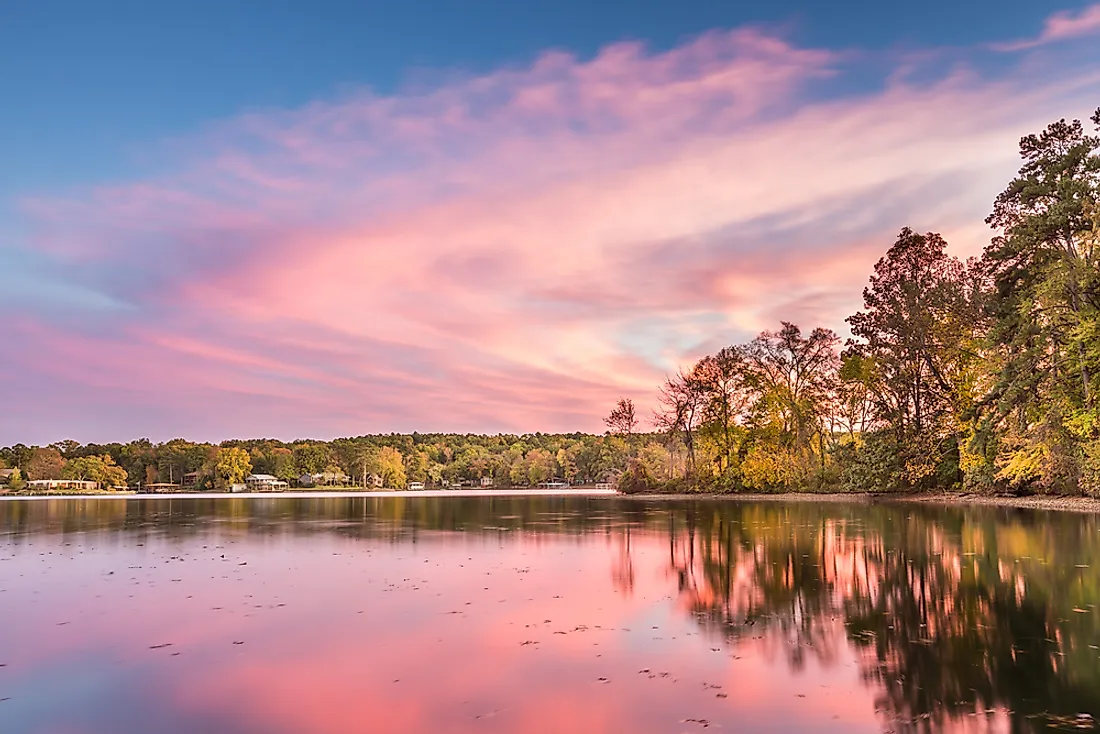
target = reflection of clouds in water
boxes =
[1,497,1098,732]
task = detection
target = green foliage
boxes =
[60,455,127,488]
[616,460,656,495]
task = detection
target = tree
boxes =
[25,447,65,481]
[293,443,333,475]
[61,455,127,488]
[213,448,252,489]
[979,109,1100,492]
[654,370,706,474]
[693,347,751,473]
[270,448,297,482]
[526,448,555,485]
[49,439,81,458]
[846,229,974,489]
[158,439,209,484]
[605,398,639,436]
[556,447,578,484]
[377,446,406,488]
[744,322,840,452]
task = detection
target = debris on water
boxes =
[682,718,711,727]
[149,643,172,650]
[232,641,244,645]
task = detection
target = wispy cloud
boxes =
[4,19,1100,444]
[992,3,1100,51]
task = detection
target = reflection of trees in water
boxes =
[611,525,635,596]
[5,497,1100,731]
[658,503,1100,732]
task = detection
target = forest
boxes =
[2,108,1099,496]
[0,431,648,491]
[619,108,1100,496]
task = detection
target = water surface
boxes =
[1,496,1099,733]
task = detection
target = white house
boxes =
[408,481,425,490]
[245,474,289,491]
[25,479,100,491]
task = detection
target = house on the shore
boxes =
[25,479,100,491]
[480,477,493,488]
[408,481,425,490]
[182,472,201,489]
[0,468,15,485]
[245,474,289,491]
[144,483,182,493]
[299,471,349,487]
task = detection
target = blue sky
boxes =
[0,0,1090,197]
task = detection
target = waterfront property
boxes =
[299,471,351,487]
[24,479,100,491]
[144,482,182,493]
[245,473,289,491]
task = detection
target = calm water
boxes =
[1,496,1099,734]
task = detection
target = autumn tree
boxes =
[979,109,1100,492]
[61,455,128,488]
[654,369,706,474]
[744,323,839,450]
[376,446,406,488]
[25,447,65,481]
[213,447,252,489]
[693,347,751,474]
[845,229,976,489]
[604,398,638,436]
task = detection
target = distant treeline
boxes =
[621,108,1100,497]
[0,433,663,491]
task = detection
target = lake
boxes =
[1,495,1099,733]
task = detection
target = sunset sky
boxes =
[2,1,1100,445]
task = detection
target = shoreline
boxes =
[0,488,618,501]
[623,491,1100,513]
[2,488,1099,513]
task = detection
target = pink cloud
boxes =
[6,24,1100,444]
[992,3,1100,51]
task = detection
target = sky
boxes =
[2,1,1100,446]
